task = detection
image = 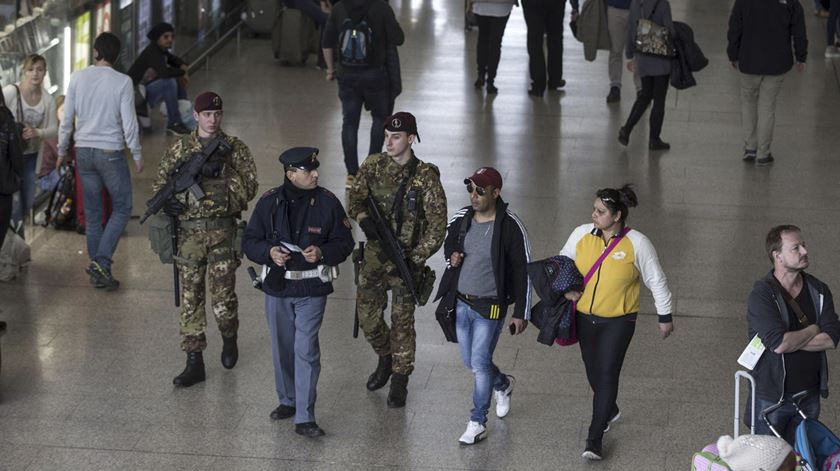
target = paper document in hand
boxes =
[280,242,303,253]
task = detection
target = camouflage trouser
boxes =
[357,243,418,375]
[176,226,240,352]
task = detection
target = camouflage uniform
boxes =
[347,151,447,375]
[153,130,258,352]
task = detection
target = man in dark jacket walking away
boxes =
[434,167,532,445]
[128,22,191,136]
[0,96,23,250]
[727,0,807,166]
[322,0,405,187]
[746,225,840,445]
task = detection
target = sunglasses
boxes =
[466,183,487,197]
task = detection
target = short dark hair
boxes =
[765,225,801,264]
[93,32,121,64]
[595,184,638,224]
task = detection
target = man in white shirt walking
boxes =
[57,32,143,290]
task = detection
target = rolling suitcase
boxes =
[246,0,282,35]
[271,7,319,65]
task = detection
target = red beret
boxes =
[194,91,223,113]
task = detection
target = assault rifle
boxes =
[139,135,231,224]
[364,193,420,305]
[352,241,364,338]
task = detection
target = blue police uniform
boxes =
[242,148,354,429]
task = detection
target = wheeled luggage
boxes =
[245,0,282,35]
[271,7,319,65]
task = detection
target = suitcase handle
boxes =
[734,370,756,437]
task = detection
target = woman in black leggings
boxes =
[618,0,674,150]
[467,0,517,94]
[559,185,674,461]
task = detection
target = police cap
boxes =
[279,147,320,171]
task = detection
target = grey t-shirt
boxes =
[457,219,497,297]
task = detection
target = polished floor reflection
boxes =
[2,0,840,469]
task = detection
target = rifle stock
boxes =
[365,193,420,305]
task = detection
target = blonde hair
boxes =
[21,54,47,73]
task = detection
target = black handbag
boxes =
[435,294,458,343]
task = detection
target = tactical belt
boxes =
[180,217,236,231]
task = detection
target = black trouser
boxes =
[623,74,669,140]
[475,14,511,81]
[337,67,389,175]
[0,193,11,250]
[577,312,637,441]
[522,0,565,92]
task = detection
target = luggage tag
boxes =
[737,334,766,370]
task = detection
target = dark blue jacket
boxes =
[243,185,354,298]
[727,0,807,75]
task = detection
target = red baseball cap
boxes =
[464,167,502,189]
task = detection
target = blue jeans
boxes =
[265,295,327,424]
[75,148,133,271]
[11,152,37,229]
[337,67,389,175]
[456,300,509,424]
[144,78,186,127]
[748,391,821,445]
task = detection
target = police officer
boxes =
[242,147,354,437]
[153,91,258,387]
[347,112,447,408]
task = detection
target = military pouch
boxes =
[148,214,174,264]
[232,220,246,259]
[417,265,436,306]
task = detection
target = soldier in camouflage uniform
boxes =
[152,91,258,387]
[347,112,447,408]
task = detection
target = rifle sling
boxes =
[391,157,419,239]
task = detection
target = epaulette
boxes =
[260,187,280,200]
[320,187,338,199]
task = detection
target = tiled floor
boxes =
[2,0,840,469]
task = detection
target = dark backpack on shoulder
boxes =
[338,5,375,68]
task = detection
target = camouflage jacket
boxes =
[152,129,258,219]
[348,152,447,264]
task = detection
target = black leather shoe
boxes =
[387,373,409,408]
[618,127,630,146]
[221,335,238,369]
[486,80,498,94]
[649,138,671,151]
[295,422,325,437]
[606,86,621,103]
[527,87,544,97]
[269,404,296,420]
[173,351,206,387]
[548,79,566,90]
[474,76,485,88]
[366,355,392,391]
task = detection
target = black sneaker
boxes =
[167,123,191,136]
[486,81,498,94]
[548,79,566,90]
[295,422,325,437]
[606,86,621,103]
[755,153,775,167]
[742,148,757,161]
[527,88,544,97]
[269,404,296,420]
[85,261,120,290]
[474,77,485,88]
[649,138,671,151]
[582,439,603,460]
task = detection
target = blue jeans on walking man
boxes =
[456,300,510,424]
[265,295,327,424]
[75,148,132,271]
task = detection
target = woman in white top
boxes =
[467,0,517,94]
[2,54,58,235]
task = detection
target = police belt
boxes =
[281,264,339,283]
[179,217,237,231]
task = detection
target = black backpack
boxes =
[45,162,77,230]
[338,4,375,67]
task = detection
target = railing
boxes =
[182,2,247,74]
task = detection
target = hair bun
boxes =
[618,184,638,208]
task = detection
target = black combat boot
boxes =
[366,354,392,391]
[173,351,206,387]
[387,373,409,408]
[221,335,238,369]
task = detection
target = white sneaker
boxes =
[826,45,840,58]
[458,421,487,445]
[494,375,515,418]
[603,409,621,433]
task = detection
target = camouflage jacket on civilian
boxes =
[152,129,258,219]
[348,151,447,265]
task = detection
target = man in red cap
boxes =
[152,91,259,387]
[347,111,447,408]
[433,166,532,445]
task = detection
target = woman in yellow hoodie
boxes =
[559,184,674,461]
